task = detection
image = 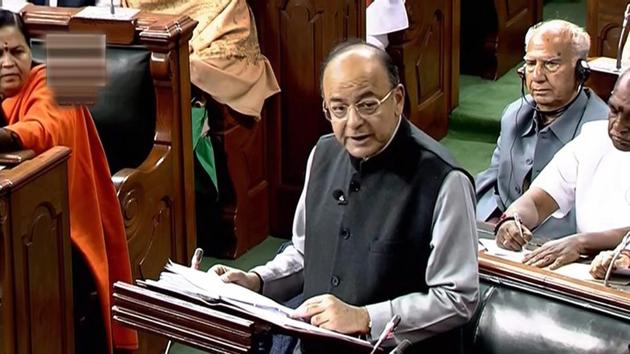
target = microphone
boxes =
[616,3,630,70]
[332,189,347,205]
[389,340,411,354]
[604,230,630,287]
[369,314,401,354]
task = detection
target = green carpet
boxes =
[450,69,522,137]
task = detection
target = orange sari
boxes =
[2,64,137,353]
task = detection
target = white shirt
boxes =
[532,120,630,233]
[251,126,479,344]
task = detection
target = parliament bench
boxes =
[463,279,630,354]
[465,227,630,353]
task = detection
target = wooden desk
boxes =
[586,57,619,101]
[0,147,73,354]
[478,223,630,318]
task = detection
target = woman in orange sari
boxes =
[0,10,136,354]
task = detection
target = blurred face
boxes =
[607,78,630,151]
[0,26,31,98]
[524,31,578,112]
[322,49,404,159]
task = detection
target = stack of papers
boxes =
[141,261,373,347]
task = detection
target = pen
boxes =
[164,248,204,353]
[513,212,525,247]
[369,314,401,354]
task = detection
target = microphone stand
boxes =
[616,4,630,71]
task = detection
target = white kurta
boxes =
[532,120,630,234]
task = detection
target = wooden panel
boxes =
[461,0,543,79]
[587,0,627,57]
[389,0,459,139]
[0,147,73,354]
[253,0,365,236]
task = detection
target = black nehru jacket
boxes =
[301,118,472,354]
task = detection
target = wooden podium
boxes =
[112,280,381,354]
[0,147,73,354]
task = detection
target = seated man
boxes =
[495,68,630,270]
[211,41,479,354]
[476,20,608,238]
[0,10,135,354]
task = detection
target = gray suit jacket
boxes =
[476,89,608,239]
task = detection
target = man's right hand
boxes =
[495,220,533,251]
[590,251,630,279]
[209,264,262,292]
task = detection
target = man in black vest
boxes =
[212,41,479,354]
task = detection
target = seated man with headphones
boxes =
[476,19,608,239]
[495,69,630,270]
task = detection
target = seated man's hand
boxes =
[291,294,370,335]
[495,220,533,251]
[522,235,582,269]
[590,250,630,279]
[208,264,261,292]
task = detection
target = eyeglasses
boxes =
[322,86,397,121]
[523,58,563,74]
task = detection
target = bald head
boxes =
[525,20,590,59]
[320,41,400,95]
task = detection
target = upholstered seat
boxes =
[464,281,630,354]
[31,41,156,174]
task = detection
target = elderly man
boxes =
[211,41,479,354]
[495,69,630,271]
[476,20,608,239]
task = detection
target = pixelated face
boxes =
[607,78,630,152]
[524,30,578,112]
[0,26,31,98]
[321,50,404,159]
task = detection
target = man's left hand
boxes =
[291,294,370,335]
[522,235,583,269]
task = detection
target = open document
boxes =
[138,261,374,349]
[479,238,531,263]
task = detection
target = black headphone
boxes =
[517,59,590,115]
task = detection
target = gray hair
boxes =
[524,20,590,59]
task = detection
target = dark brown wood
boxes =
[0,147,73,354]
[252,0,366,237]
[388,0,460,139]
[587,0,627,58]
[479,252,630,313]
[19,6,198,354]
[585,59,618,101]
[461,0,543,80]
[204,101,269,258]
